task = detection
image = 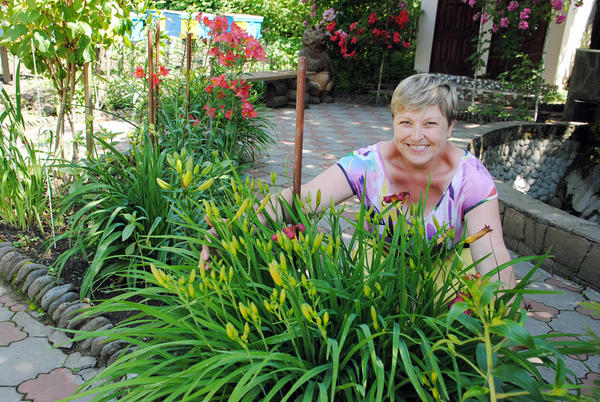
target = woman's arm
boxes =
[464,198,516,289]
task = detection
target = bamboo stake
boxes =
[293,56,307,199]
[185,33,192,118]
[147,28,156,147]
[84,62,95,158]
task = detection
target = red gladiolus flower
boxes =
[350,21,358,31]
[351,36,358,44]
[326,21,336,32]
[134,66,145,79]
[330,34,339,42]
[393,31,401,43]
[402,41,411,48]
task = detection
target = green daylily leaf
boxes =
[446,301,469,327]
[492,319,535,349]
[462,385,488,399]
[122,222,136,241]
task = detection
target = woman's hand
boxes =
[198,215,223,269]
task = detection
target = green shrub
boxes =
[70,173,593,400]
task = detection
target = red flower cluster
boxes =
[328,9,412,60]
[133,64,170,87]
[196,14,267,68]
[448,292,472,316]
[382,191,410,205]
[271,224,306,241]
[203,73,257,120]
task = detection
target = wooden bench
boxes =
[242,70,312,108]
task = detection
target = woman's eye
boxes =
[426,121,437,126]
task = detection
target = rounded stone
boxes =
[58,302,91,329]
[7,259,33,282]
[106,346,132,366]
[0,251,26,278]
[79,323,113,352]
[0,247,18,261]
[41,284,76,311]
[78,316,112,333]
[47,293,79,318]
[34,282,55,304]
[21,269,48,294]
[27,275,54,301]
[100,340,126,365]
[52,300,80,323]
[90,336,111,357]
[14,263,46,287]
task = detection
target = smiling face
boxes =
[392,105,454,168]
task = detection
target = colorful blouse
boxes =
[336,142,498,244]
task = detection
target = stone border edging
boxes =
[465,122,600,290]
[0,241,126,367]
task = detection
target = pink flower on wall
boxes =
[507,1,519,11]
[556,13,567,23]
[500,17,509,27]
[518,20,529,29]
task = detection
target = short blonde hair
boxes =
[391,74,458,124]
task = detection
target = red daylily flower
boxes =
[271,224,306,241]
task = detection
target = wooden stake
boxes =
[185,33,192,117]
[0,46,11,84]
[83,62,95,158]
[293,56,307,199]
[147,28,156,147]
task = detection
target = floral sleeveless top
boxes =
[336,142,498,244]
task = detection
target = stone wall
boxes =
[467,123,600,290]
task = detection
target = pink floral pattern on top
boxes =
[336,142,498,244]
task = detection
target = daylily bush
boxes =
[71,173,593,400]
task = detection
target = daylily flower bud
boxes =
[279,288,286,305]
[156,178,172,190]
[231,177,237,193]
[197,178,214,192]
[182,171,192,188]
[193,164,200,175]
[301,275,308,288]
[370,305,377,322]
[269,261,283,286]
[239,302,249,320]
[185,158,194,175]
[229,267,233,282]
[301,303,313,321]
[176,159,183,174]
[364,285,372,297]
[242,322,250,341]
[250,302,258,320]
[464,225,492,244]
[188,283,194,297]
[316,189,321,206]
[270,171,276,184]
[264,299,272,312]
[323,311,329,326]
[226,322,238,340]
[256,193,271,214]
[189,269,196,283]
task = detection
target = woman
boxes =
[203,74,516,289]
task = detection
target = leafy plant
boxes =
[69,173,595,400]
[0,0,132,157]
[0,67,53,231]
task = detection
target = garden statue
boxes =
[299,26,334,104]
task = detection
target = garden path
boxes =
[0,102,598,400]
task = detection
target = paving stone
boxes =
[549,311,600,336]
[27,275,53,301]
[0,306,13,320]
[575,303,600,320]
[17,368,83,402]
[0,321,27,346]
[584,354,600,373]
[47,292,79,318]
[64,352,97,371]
[40,284,75,311]
[583,287,600,303]
[0,293,18,307]
[20,269,48,295]
[9,303,26,312]
[48,329,73,349]
[580,372,600,396]
[12,311,53,337]
[524,316,551,336]
[14,263,46,287]
[0,337,67,386]
[525,281,585,310]
[523,298,559,322]
[546,276,583,293]
[512,259,550,282]
[78,367,101,382]
[0,284,10,297]
[0,386,21,401]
